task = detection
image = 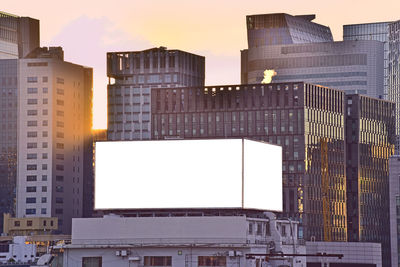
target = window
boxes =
[56,132,64,138]
[57,110,64,117]
[27,88,37,94]
[56,143,64,149]
[26,198,36,204]
[56,197,63,204]
[43,87,48,93]
[57,88,64,95]
[55,209,63,214]
[27,77,38,83]
[42,153,48,159]
[42,142,48,148]
[144,256,172,266]
[42,120,48,126]
[25,209,36,215]
[26,175,37,181]
[56,175,64,182]
[42,175,47,181]
[56,77,64,84]
[42,109,48,116]
[43,98,48,104]
[57,121,64,127]
[198,256,226,266]
[27,153,37,159]
[26,186,36,192]
[27,120,37,127]
[41,197,47,203]
[56,154,64,160]
[27,110,38,116]
[41,208,46,215]
[42,76,48,83]
[42,131,48,137]
[27,143,37,149]
[57,100,64,106]
[42,164,47,170]
[27,164,37,170]
[56,165,64,171]
[27,99,37,105]
[27,220,33,227]
[56,186,63,192]
[14,221,20,227]
[42,186,47,192]
[27,131,37,138]
[82,257,102,267]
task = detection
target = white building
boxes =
[16,47,93,234]
[0,236,36,264]
[56,212,306,267]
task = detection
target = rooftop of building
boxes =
[107,46,205,58]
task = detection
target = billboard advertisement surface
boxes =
[95,139,282,211]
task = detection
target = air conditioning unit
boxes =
[121,250,128,257]
[129,256,141,261]
[228,251,235,257]
[116,251,121,256]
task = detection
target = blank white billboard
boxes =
[95,139,282,211]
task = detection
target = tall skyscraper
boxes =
[388,20,400,152]
[15,47,93,234]
[0,11,39,59]
[0,11,39,233]
[345,94,395,267]
[344,22,391,99]
[151,82,348,242]
[107,47,205,141]
[389,155,400,267]
[242,14,385,99]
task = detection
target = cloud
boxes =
[45,16,152,129]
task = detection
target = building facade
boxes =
[345,94,395,267]
[15,47,93,234]
[388,20,400,152]
[107,47,205,141]
[241,40,384,99]
[57,212,307,267]
[0,11,40,235]
[389,155,400,267]
[343,22,392,98]
[150,82,347,242]
[0,11,39,59]
[246,13,333,48]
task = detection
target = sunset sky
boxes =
[3,0,400,128]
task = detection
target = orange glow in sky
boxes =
[3,0,400,129]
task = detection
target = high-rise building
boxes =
[242,13,385,99]
[149,82,395,267]
[151,82,348,242]
[389,155,400,267]
[241,40,384,99]
[0,11,39,59]
[246,13,333,48]
[0,11,40,234]
[15,47,93,234]
[343,22,392,99]
[345,94,395,267]
[107,47,205,141]
[388,20,400,152]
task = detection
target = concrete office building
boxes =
[241,40,384,98]
[0,11,39,59]
[0,11,40,235]
[107,47,205,141]
[344,22,392,98]
[56,212,308,267]
[16,47,93,234]
[345,94,395,267]
[389,156,400,267]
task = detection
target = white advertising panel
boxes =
[95,139,282,211]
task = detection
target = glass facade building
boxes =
[344,22,391,99]
[107,47,205,141]
[246,14,333,48]
[346,94,395,267]
[389,20,400,152]
[150,82,347,242]
[0,11,39,59]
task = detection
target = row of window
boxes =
[26,164,64,171]
[26,186,63,193]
